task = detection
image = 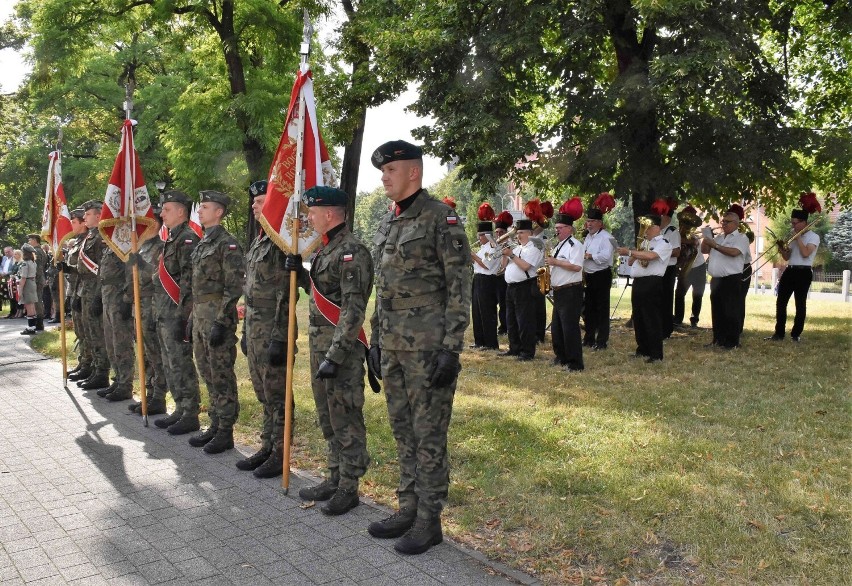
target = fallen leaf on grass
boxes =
[757,559,769,570]
[615,576,631,586]
[485,517,502,529]
[747,519,766,531]
[299,501,316,509]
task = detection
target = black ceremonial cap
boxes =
[791,209,808,221]
[477,221,493,233]
[304,186,348,207]
[515,219,534,231]
[371,140,423,169]
[249,180,268,196]
[81,199,103,212]
[161,190,193,211]
[199,190,231,211]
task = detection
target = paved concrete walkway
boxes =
[0,319,532,586]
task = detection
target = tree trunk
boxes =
[339,106,367,230]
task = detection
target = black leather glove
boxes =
[118,300,133,320]
[56,260,68,272]
[127,252,148,269]
[240,334,248,356]
[268,339,286,366]
[209,321,226,347]
[315,359,338,380]
[72,297,82,312]
[428,350,461,388]
[283,254,303,273]
[367,345,382,381]
[91,296,103,317]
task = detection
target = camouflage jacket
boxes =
[298,225,373,364]
[33,246,46,289]
[189,224,244,329]
[370,189,471,352]
[243,233,292,343]
[99,246,127,292]
[124,234,163,302]
[154,221,199,319]
[78,227,106,296]
[65,232,86,298]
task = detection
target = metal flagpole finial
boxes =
[301,9,313,57]
[123,83,135,120]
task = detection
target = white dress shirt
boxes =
[550,236,584,287]
[505,240,544,284]
[583,229,614,273]
[788,231,819,267]
[473,242,502,275]
[707,231,750,277]
[630,236,672,278]
[661,225,681,266]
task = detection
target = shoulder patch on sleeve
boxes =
[446,215,458,225]
[184,239,193,245]
[342,253,354,262]
[228,244,237,250]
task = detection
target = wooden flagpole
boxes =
[56,129,69,386]
[124,83,149,426]
[281,10,313,493]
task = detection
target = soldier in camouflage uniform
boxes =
[76,201,111,390]
[27,234,47,331]
[366,141,471,555]
[236,180,294,478]
[152,191,202,435]
[96,245,136,401]
[286,186,372,516]
[61,209,94,382]
[186,191,244,454]
[127,210,169,415]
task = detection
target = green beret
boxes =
[70,208,85,220]
[161,190,193,211]
[371,140,423,169]
[304,186,348,207]
[199,190,231,211]
[82,200,102,212]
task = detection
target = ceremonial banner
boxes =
[40,151,74,255]
[99,119,157,259]
[258,65,336,255]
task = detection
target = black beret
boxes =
[371,140,423,169]
[249,180,268,196]
[82,200,102,212]
[304,186,348,207]
[476,221,493,233]
[161,190,193,211]
[515,219,534,231]
[27,233,41,242]
[791,209,808,221]
[199,190,231,211]
[70,208,85,220]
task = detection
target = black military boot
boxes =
[154,411,183,429]
[321,488,359,516]
[188,426,218,448]
[68,367,92,382]
[253,450,284,479]
[131,397,167,416]
[105,387,133,402]
[80,373,110,390]
[203,428,234,454]
[367,507,417,539]
[393,516,443,555]
[298,475,339,501]
[167,415,200,435]
[96,382,118,397]
[236,447,272,471]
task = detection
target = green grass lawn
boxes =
[33,290,851,585]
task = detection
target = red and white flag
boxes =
[189,202,203,238]
[40,150,74,257]
[258,65,336,255]
[99,119,157,260]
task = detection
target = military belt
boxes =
[194,292,222,303]
[245,296,277,309]
[378,290,444,311]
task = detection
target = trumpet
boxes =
[483,227,518,261]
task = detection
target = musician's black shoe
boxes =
[763,334,783,341]
[468,344,481,350]
[791,336,801,342]
[497,350,518,357]
[516,353,534,362]
[593,343,607,351]
[645,357,662,364]
[583,340,595,348]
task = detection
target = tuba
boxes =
[675,207,702,279]
[636,216,654,268]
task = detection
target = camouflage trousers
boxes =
[102,284,135,390]
[245,306,292,451]
[71,300,93,370]
[381,348,456,519]
[140,294,168,401]
[81,288,109,376]
[309,343,370,490]
[192,301,239,430]
[154,300,200,418]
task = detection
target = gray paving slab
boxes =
[0,320,537,585]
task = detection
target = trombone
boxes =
[745,216,821,280]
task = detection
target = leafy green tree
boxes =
[366,0,851,218]
[351,185,389,244]
[825,209,852,268]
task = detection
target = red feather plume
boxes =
[495,211,514,226]
[478,202,496,221]
[559,197,584,220]
[540,201,554,219]
[799,192,821,214]
[443,196,457,209]
[523,199,544,224]
[650,198,670,216]
[727,203,744,220]
[593,192,615,214]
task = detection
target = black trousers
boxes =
[774,266,813,338]
[496,279,507,333]
[534,287,546,342]
[472,274,501,349]
[738,264,752,337]
[551,285,584,370]
[632,276,664,360]
[674,263,706,324]
[506,278,538,357]
[660,264,678,338]
[583,269,611,346]
[710,274,743,348]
